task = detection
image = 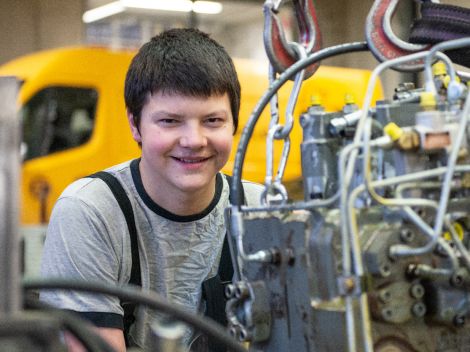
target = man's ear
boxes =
[127,110,142,143]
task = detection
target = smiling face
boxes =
[128,91,234,207]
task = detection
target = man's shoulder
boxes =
[59,160,134,204]
[103,159,134,177]
[241,179,263,195]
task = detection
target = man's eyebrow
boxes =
[206,109,230,116]
[150,111,184,118]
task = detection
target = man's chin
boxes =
[175,175,216,192]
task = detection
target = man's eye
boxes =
[159,118,178,124]
[206,117,224,125]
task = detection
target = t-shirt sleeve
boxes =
[40,191,126,328]
[241,180,264,206]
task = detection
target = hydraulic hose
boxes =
[25,298,117,352]
[23,278,247,352]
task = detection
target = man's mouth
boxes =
[172,156,211,163]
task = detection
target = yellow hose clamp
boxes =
[420,92,437,108]
[432,61,447,77]
[384,122,403,142]
[443,222,465,242]
[443,75,460,88]
[344,93,355,105]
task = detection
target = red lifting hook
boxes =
[366,0,430,71]
[263,0,322,79]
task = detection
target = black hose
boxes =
[0,315,64,351]
[25,298,116,352]
[230,41,370,207]
[23,278,247,352]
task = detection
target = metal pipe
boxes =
[390,89,470,257]
[0,76,21,316]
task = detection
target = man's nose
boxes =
[179,124,207,148]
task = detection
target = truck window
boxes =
[22,87,98,160]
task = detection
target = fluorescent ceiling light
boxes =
[82,2,124,23]
[193,1,223,14]
[121,0,192,12]
[83,0,223,23]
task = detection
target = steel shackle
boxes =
[366,0,431,71]
[263,0,322,79]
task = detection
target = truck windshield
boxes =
[22,86,98,161]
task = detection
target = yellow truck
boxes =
[0,46,382,274]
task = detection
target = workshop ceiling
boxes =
[85,0,265,26]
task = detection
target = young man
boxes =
[40,28,263,351]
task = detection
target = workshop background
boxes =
[0,0,467,98]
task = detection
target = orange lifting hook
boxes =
[263,0,322,79]
[366,0,431,71]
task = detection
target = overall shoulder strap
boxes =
[87,171,141,347]
[88,171,141,287]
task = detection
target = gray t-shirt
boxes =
[40,159,263,348]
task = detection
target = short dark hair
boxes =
[124,28,241,132]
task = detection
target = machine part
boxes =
[414,108,452,151]
[400,228,415,243]
[300,105,342,200]
[150,318,186,352]
[328,109,363,137]
[0,76,21,317]
[423,281,470,327]
[230,41,369,208]
[423,37,470,96]
[308,212,340,300]
[234,210,318,351]
[388,89,470,258]
[227,281,272,343]
[365,0,429,71]
[229,3,470,346]
[263,0,322,78]
[372,281,422,323]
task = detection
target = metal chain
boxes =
[261,43,307,205]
